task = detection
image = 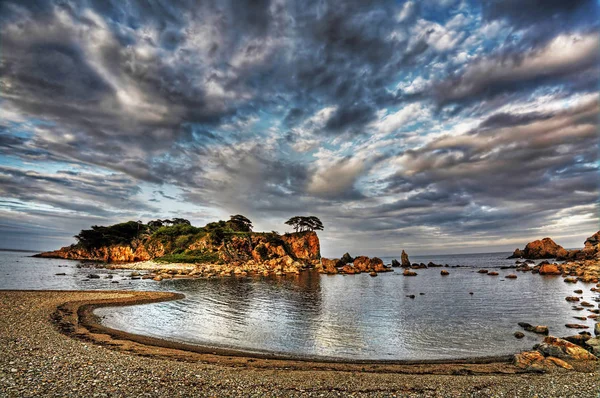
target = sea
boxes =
[0,250,597,361]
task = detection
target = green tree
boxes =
[284,216,324,232]
[227,214,253,232]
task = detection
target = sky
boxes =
[0,0,599,256]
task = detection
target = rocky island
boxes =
[36,216,325,278]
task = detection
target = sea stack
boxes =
[401,250,411,267]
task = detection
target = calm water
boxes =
[1,250,598,360]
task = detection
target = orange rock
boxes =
[319,258,340,274]
[539,263,561,275]
[539,336,598,361]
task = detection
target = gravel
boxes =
[1,290,599,397]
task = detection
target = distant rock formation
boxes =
[401,250,411,267]
[508,237,567,259]
[36,230,321,276]
[509,231,600,260]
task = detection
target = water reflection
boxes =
[1,251,598,361]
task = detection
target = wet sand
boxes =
[0,290,598,397]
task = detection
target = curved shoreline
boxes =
[42,288,523,374]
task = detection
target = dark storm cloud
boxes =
[0,0,598,254]
[432,33,600,106]
[0,166,155,217]
[482,0,596,27]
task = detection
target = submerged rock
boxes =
[565,296,580,302]
[518,322,549,335]
[478,269,488,274]
[565,324,589,329]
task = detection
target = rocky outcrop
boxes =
[281,231,320,262]
[536,336,598,361]
[513,351,573,371]
[401,250,410,267]
[36,230,321,277]
[350,256,390,274]
[511,231,600,261]
[514,335,598,372]
[508,237,567,259]
[318,258,341,274]
[36,240,165,263]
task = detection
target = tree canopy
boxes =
[227,214,253,232]
[284,216,324,232]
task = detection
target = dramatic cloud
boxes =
[0,0,598,254]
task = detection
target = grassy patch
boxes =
[155,250,220,264]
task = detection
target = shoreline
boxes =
[53,288,519,373]
[1,290,599,397]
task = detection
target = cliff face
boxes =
[36,231,320,268]
[509,231,600,260]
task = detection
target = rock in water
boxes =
[595,323,600,336]
[391,259,401,267]
[441,270,449,276]
[340,252,353,264]
[401,250,410,267]
[565,324,589,329]
[508,237,568,259]
[518,322,549,335]
[539,263,562,275]
[514,331,525,339]
[403,269,417,276]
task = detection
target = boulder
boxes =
[478,269,489,274]
[536,336,598,361]
[582,231,600,259]
[340,252,354,264]
[514,331,525,339]
[513,351,573,371]
[403,269,417,276]
[565,324,589,329]
[518,322,549,335]
[401,250,411,267]
[319,258,340,274]
[488,271,499,276]
[509,237,568,259]
[539,263,561,275]
[565,296,580,302]
[586,338,600,355]
[564,277,577,283]
[352,256,389,273]
[440,270,449,276]
[595,323,600,336]
[341,265,357,274]
[506,274,517,279]
[391,259,401,267]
